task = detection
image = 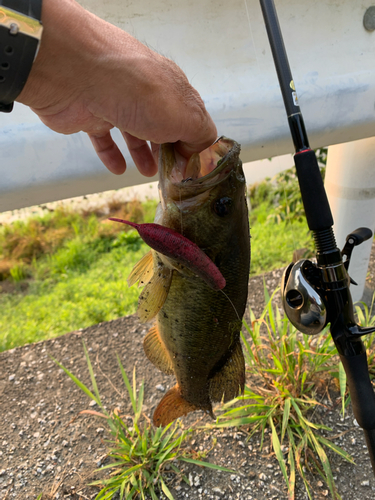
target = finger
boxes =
[122,132,158,177]
[174,118,218,160]
[88,131,127,175]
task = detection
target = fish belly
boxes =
[157,271,243,406]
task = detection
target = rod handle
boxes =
[294,149,333,231]
[364,429,375,475]
[340,352,375,430]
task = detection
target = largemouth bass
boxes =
[113,137,250,426]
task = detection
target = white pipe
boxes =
[325,137,375,302]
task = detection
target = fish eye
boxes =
[214,197,232,216]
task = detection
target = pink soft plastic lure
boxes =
[109,218,226,290]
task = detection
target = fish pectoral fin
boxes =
[143,324,174,375]
[209,340,245,403]
[127,250,153,287]
[153,385,198,427]
[137,265,172,322]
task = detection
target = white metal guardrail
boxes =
[0,0,374,212]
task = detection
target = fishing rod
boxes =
[259,0,375,474]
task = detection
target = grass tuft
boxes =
[213,286,354,500]
[51,342,234,500]
[356,292,375,378]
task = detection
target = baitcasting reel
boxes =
[281,259,327,335]
[281,227,373,335]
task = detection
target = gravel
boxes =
[1,246,375,500]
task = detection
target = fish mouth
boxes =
[159,137,241,203]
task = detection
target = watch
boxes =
[0,0,43,112]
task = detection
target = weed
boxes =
[52,342,234,499]
[0,200,157,283]
[360,294,375,378]
[213,286,353,500]
[249,147,327,226]
[0,189,316,350]
[249,218,312,275]
[328,292,375,417]
[248,178,274,209]
[9,262,29,282]
[0,199,160,351]
[0,258,16,280]
[269,168,306,224]
[112,230,142,252]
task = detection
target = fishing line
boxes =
[219,288,241,322]
[243,0,261,69]
[178,185,184,236]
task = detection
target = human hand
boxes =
[17,0,217,177]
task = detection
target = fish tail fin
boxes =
[143,324,174,375]
[153,385,198,427]
[209,340,245,403]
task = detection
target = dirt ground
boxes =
[2,248,375,500]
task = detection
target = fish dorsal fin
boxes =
[143,324,174,375]
[137,256,172,322]
[127,250,153,287]
[209,340,245,403]
[153,385,198,427]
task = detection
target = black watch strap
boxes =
[0,0,43,112]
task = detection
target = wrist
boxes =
[0,0,43,111]
[17,0,109,111]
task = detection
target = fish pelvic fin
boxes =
[143,324,174,375]
[153,385,199,427]
[137,256,172,323]
[209,340,245,403]
[127,250,153,287]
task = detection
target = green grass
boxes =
[0,166,317,351]
[0,241,147,350]
[249,199,312,275]
[0,200,157,351]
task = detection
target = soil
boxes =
[2,248,375,500]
